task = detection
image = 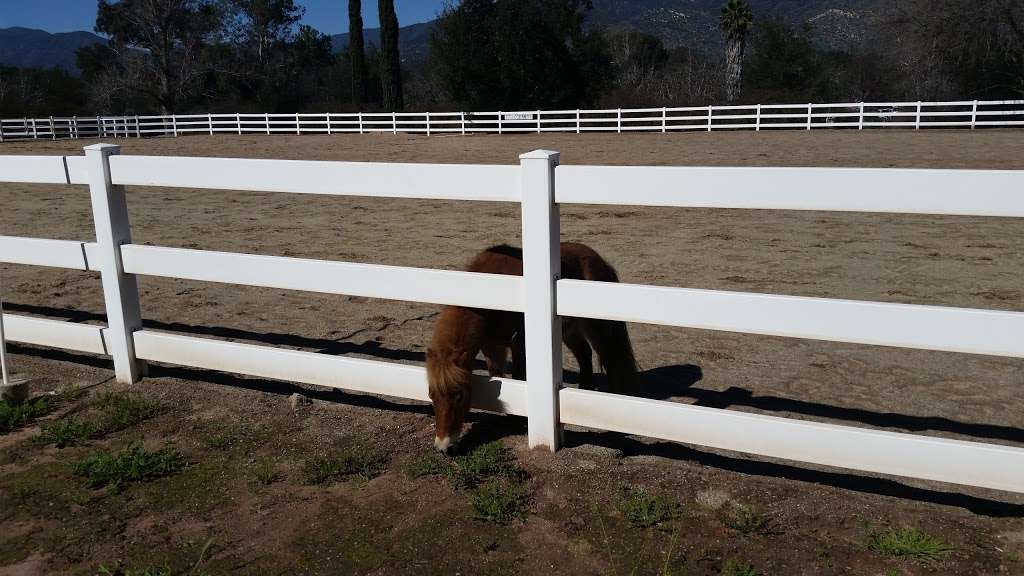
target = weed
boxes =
[449,441,523,488]
[73,442,186,492]
[35,416,95,447]
[0,396,57,434]
[868,527,953,563]
[471,479,530,524]
[252,460,281,486]
[722,503,776,536]
[404,452,453,479]
[304,450,386,485]
[202,432,234,450]
[92,391,158,433]
[620,487,680,529]
[721,558,759,576]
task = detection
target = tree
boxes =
[430,0,611,110]
[348,0,366,106]
[378,0,403,111]
[96,0,221,114]
[225,0,304,66]
[719,0,753,102]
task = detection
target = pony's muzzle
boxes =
[434,435,459,453]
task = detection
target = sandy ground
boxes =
[2,130,1024,574]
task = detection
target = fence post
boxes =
[96,116,102,138]
[0,121,4,142]
[707,105,713,131]
[461,111,466,135]
[84,144,145,384]
[31,118,37,139]
[617,108,622,133]
[392,112,397,135]
[858,102,865,130]
[807,103,813,130]
[662,107,667,133]
[134,116,140,138]
[971,100,978,129]
[537,110,542,134]
[265,113,270,135]
[207,113,213,136]
[325,113,331,135]
[72,116,78,139]
[49,116,56,140]
[576,110,580,134]
[498,111,503,135]
[295,113,301,135]
[519,149,563,452]
[357,112,364,135]
[426,112,431,136]
[237,113,243,135]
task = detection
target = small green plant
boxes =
[471,479,530,524]
[721,558,759,576]
[723,503,775,536]
[404,452,453,478]
[92,391,158,433]
[251,460,281,486]
[73,442,186,492]
[0,395,57,433]
[449,441,523,488]
[868,527,953,563]
[304,450,386,485]
[619,487,680,528]
[35,416,95,447]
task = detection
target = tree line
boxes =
[1,0,1021,118]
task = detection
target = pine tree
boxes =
[378,0,403,111]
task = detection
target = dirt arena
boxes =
[2,130,1024,575]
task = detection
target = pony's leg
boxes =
[510,331,526,380]
[482,344,509,378]
[585,319,637,395]
[563,319,594,390]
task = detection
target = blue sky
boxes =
[0,1,446,35]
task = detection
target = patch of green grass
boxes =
[471,479,530,524]
[868,527,953,563]
[251,460,281,486]
[35,416,95,447]
[722,503,776,536]
[449,441,524,489]
[721,558,759,576]
[304,450,387,485]
[0,396,58,434]
[404,452,453,479]
[619,487,680,529]
[73,442,187,492]
[92,391,158,433]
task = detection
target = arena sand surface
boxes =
[1,130,1023,575]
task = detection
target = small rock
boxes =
[289,392,310,411]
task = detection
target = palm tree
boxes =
[348,0,366,106]
[720,0,753,102]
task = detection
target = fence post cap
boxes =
[520,149,560,161]
[83,143,120,155]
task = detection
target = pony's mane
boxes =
[427,346,472,396]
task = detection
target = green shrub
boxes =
[619,487,680,528]
[73,442,186,491]
[471,480,530,524]
[868,527,953,563]
[304,450,387,484]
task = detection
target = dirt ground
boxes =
[2,130,1024,575]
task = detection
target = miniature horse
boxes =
[427,243,638,452]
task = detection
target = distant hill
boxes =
[330,21,435,63]
[587,0,880,52]
[0,27,105,73]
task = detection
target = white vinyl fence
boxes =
[2,99,1024,142]
[2,146,1024,493]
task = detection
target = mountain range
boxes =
[0,0,878,73]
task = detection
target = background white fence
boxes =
[2,146,1024,494]
[2,99,1024,142]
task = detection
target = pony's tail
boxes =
[589,319,639,394]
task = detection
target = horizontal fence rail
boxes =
[2,99,1023,142]
[2,145,1024,494]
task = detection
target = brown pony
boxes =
[427,242,638,452]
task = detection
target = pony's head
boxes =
[426,346,474,453]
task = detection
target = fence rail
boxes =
[2,99,1024,142]
[2,146,1024,494]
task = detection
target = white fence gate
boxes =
[2,146,1024,493]
[1,99,1023,142]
